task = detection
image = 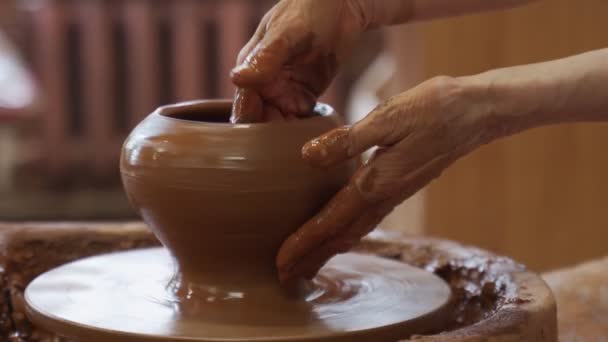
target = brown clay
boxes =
[24,100,454,341]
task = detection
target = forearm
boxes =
[466,48,608,139]
[359,0,537,28]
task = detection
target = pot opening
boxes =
[162,105,230,123]
[158,100,333,124]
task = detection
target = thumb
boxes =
[230,88,264,124]
[231,29,311,88]
[302,97,410,167]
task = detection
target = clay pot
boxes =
[25,104,457,341]
[120,99,353,289]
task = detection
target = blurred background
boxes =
[0,0,607,273]
[0,0,381,220]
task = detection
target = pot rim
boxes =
[154,99,336,128]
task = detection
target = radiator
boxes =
[16,0,342,185]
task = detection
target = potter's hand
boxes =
[277,49,608,281]
[276,76,491,282]
[229,0,539,123]
[277,48,608,282]
[230,0,371,123]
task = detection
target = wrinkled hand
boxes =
[230,0,370,123]
[277,76,499,282]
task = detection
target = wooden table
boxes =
[544,257,608,341]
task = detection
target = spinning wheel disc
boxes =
[26,248,452,341]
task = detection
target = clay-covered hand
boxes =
[275,48,608,282]
[230,0,373,123]
[276,76,498,282]
[229,0,541,123]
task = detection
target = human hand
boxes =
[274,31,608,284]
[276,76,503,282]
[230,0,373,123]
[229,0,541,123]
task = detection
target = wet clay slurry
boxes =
[25,100,454,341]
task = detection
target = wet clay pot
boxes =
[120,100,353,287]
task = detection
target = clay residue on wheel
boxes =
[1,224,556,341]
[354,230,556,340]
[0,222,160,341]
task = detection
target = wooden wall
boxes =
[404,0,608,272]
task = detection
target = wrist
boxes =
[460,72,551,143]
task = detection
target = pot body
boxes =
[120,100,353,280]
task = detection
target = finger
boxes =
[287,53,338,97]
[301,96,412,168]
[259,77,317,117]
[278,198,392,283]
[276,181,367,276]
[351,131,459,203]
[230,88,263,123]
[277,157,398,283]
[231,28,313,88]
[278,148,456,282]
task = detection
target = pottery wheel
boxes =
[25,248,452,341]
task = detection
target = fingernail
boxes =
[302,127,351,167]
[302,139,328,165]
[230,64,256,86]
